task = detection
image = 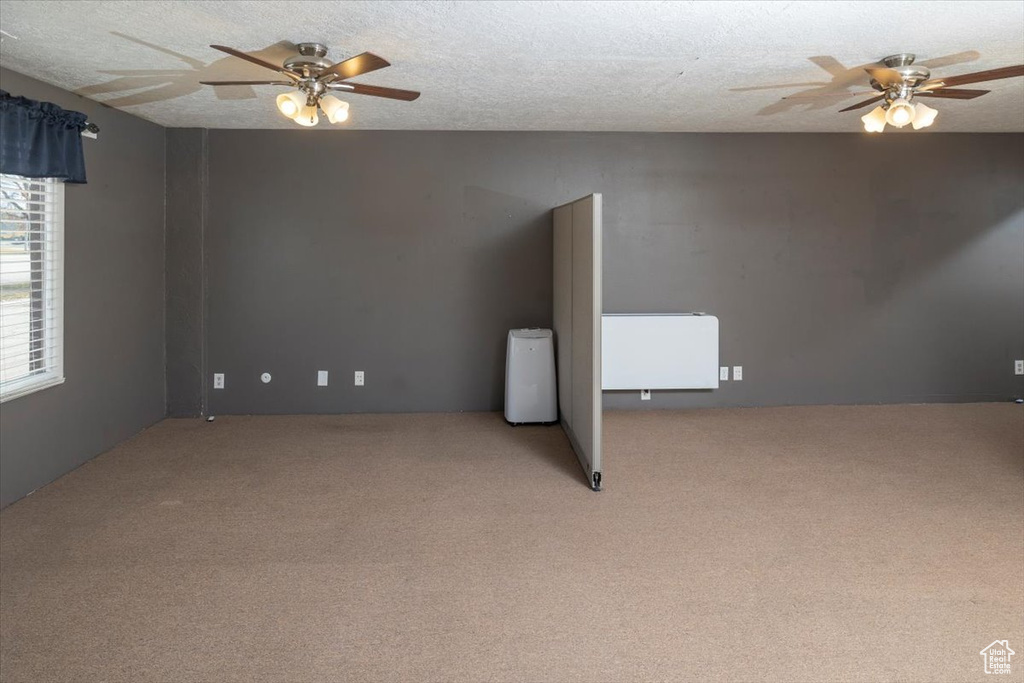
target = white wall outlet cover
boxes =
[354,371,365,386]
[733,366,743,381]
[1015,360,1024,375]
[261,373,272,384]
[640,389,651,400]
[720,366,729,381]
[213,373,225,389]
[317,370,329,386]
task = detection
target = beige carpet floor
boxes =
[1,404,1022,682]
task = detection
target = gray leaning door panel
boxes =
[553,204,574,424]
[552,194,602,490]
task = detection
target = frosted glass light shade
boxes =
[320,95,350,124]
[275,91,305,119]
[294,104,319,127]
[911,102,938,130]
[885,98,915,128]
[861,106,887,133]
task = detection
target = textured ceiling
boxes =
[1,0,1023,131]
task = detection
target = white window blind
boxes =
[0,173,64,402]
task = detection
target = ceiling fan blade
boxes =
[329,82,420,101]
[210,45,300,80]
[916,51,980,70]
[729,82,831,92]
[864,67,903,87]
[808,55,848,77]
[838,95,885,112]
[200,80,292,86]
[914,88,990,100]
[920,64,1024,90]
[318,52,390,82]
[782,90,876,100]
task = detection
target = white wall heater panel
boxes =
[602,314,719,390]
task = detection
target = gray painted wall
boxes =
[192,131,1022,415]
[602,133,1024,408]
[0,69,166,508]
[203,131,555,414]
[165,128,207,417]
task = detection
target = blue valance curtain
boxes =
[0,90,88,184]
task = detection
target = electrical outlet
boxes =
[354,371,365,386]
[640,389,651,400]
[733,366,743,381]
[317,370,329,386]
[213,373,224,389]
[720,366,729,381]
[1015,360,1024,375]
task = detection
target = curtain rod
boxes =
[82,121,99,139]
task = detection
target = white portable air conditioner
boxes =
[504,329,557,424]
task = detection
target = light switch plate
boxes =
[354,371,365,386]
[213,373,224,389]
[720,366,729,381]
[317,370,329,386]
[733,366,743,381]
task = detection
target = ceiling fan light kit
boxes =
[861,96,936,133]
[201,41,420,127]
[319,95,350,124]
[861,106,887,133]
[275,91,305,118]
[910,102,938,130]
[842,53,1024,133]
[293,103,319,127]
[884,97,916,128]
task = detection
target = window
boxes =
[0,174,64,402]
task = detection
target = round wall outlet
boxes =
[261,373,272,384]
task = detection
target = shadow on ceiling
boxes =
[74,32,296,107]
[731,51,980,116]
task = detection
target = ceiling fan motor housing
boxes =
[297,42,328,58]
[882,53,917,68]
[874,54,930,99]
[892,66,930,86]
[284,43,334,77]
